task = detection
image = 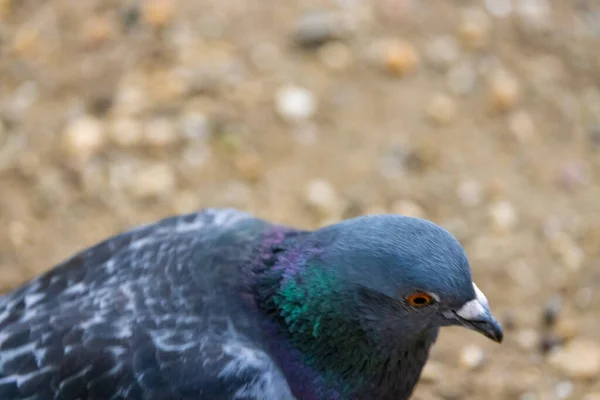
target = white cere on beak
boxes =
[456,282,489,321]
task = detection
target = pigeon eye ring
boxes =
[406,293,434,307]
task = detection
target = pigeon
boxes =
[0,208,502,400]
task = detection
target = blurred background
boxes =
[0,0,599,398]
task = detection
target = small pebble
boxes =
[62,114,106,163]
[488,200,518,233]
[318,41,353,71]
[128,163,176,200]
[108,117,143,147]
[275,85,317,122]
[460,345,486,370]
[542,296,562,327]
[250,43,281,71]
[456,179,483,207]
[515,0,551,29]
[516,329,540,351]
[392,200,425,218]
[484,0,513,17]
[377,38,420,77]
[458,8,492,50]
[293,10,340,48]
[425,93,457,125]
[179,111,210,140]
[181,142,211,173]
[305,179,341,219]
[488,70,521,112]
[520,392,537,400]
[555,381,573,399]
[508,110,536,143]
[548,340,600,380]
[7,81,38,117]
[424,35,460,70]
[142,0,175,28]
[144,117,179,147]
[114,84,148,116]
[447,61,477,96]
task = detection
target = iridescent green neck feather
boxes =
[262,266,393,394]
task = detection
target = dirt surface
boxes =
[1,0,600,398]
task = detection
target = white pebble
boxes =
[62,114,106,162]
[456,179,482,207]
[516,329,540,351]
[275,85,317,122]
[484,0,513,18]
[305,179,340,217]
[114,84,148,116]
[179,111,210,140]
[516,0,551,28]
[425,35,460,70]
[520,393,537,400]
[425,93,457,125]
[556,380,573,399]
[489,200,518,232]
[460,345,486,370]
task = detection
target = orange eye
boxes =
[407,293,434,307]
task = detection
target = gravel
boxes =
[1,1,600,398]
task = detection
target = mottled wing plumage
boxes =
[0,208,295,400]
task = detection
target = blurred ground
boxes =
[1,0,600,399]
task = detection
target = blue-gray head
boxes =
[262,214,502,397]
[308,214,503,343]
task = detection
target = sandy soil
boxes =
[1,0,599,398]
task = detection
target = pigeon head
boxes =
[306,214,503,343]
[258,214,502,397]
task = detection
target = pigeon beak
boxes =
[443,282,504,343]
